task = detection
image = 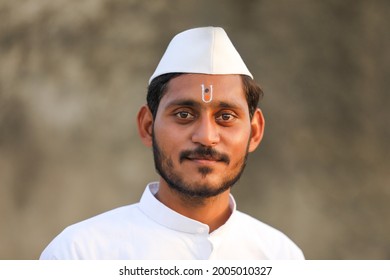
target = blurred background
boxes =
[1,0,389,259]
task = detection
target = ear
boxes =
[248,108,265,152]
[137,105,154,147]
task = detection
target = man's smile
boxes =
[179,147,230,164]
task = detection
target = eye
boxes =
[216,113,236,122]
[175,111,195,120]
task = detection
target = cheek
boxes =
[154,124,186,153]
[154,116,192,141]
[223,126,251,148]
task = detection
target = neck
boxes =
[155,180,232,232]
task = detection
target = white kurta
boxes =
[40,182,304,260]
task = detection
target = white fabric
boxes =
[40,182,304,260]
[149,27,253,84]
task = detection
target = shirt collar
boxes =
[137,182,237,234]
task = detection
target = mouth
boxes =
[180,148,230,165]
[186,155,221,161]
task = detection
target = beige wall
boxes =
[1,0,389,259]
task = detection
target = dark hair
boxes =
[147,73,263,119]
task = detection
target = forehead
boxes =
[161,74,247,107]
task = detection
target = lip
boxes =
[180,148,230,165]
[185,157,221,165]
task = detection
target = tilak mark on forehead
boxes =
[201,84,213,103]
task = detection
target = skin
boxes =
[137,74,265,232]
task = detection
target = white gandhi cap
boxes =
[149,26,253,84]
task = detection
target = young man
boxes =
[40,27,304,259]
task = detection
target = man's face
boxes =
[152,74,256,198]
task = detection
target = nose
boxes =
[191,116,220,146]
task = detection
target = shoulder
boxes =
[40,204,141,259]
[66,204,141,234]
[232,211,305,259]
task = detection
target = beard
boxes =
[152,133,249,201]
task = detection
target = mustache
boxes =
[179,146,230,164]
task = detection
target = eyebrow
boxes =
[165,99,242,111]
[218,101,241,110]
[165,99,200,109]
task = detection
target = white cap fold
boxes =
[149,27,253,84]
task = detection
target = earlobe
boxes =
[248,108,265,152]
[137,105,154,147]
